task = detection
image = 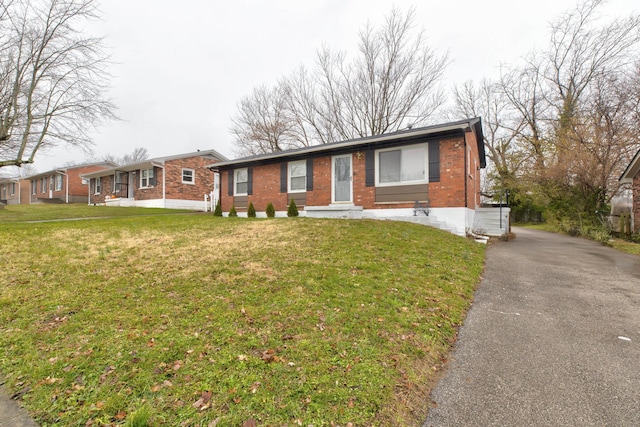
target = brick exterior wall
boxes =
[88,156,221,205]
[219,134,481,213]
[633,174,640,232]
[164,157,217,200]
[30,164,112,204]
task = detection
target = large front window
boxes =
[41,178,47,193]
[141,169,154,188]
[377,144,427,185]
[54,175,62,191]
[288,161,306,192]
[234,168,248,196]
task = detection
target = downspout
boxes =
[151,162,165,207]
[463,133,468,209]
[58,171,69,203]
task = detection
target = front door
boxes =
[128,172,134,198]
[332,154,352,204]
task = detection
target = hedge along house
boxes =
[27,162,116,204]
[619,148,640,232]
[209,118,486,236]
[83,150,227,210]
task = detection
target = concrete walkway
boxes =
[0,376,38,427]
[424,227,640,426]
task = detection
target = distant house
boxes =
[83,150,227,210]
[619,149,640,232]
[209,118,489,236]
[0,177,30,205]
[27,162,116,204]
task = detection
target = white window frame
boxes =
[94,177,102,194]
[32,180,37,195]
[141,168,154,188]
[41,178,47,194]
[288,160,306,193]
[234,168,248,196]
[1,185,6,199]
[375,143,428,187]
[54,174,62,191]
[10,182,16,196]
[182,168,195,184]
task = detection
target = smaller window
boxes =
[41,178,47,193]
[182,168,195,184]
[54,174,63,191]
[141,168,154,188]
[32,180,37,195]
[81,177,89,185]
[234,168,248,196]
[288,160,306,193]
[94,177,102,194]
[10,182,16,196]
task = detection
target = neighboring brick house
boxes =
[209,118,486,236]
[619,148,640,232]
[0,177,30,205]
[27,162,116,204]
[83,150,227,210]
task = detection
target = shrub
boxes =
[287,199,299,217]
[247,202,256,218]
[228,206,237,217]
[265,202,275,218]
[213,200,222,217]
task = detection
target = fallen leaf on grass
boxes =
[114,411,127,420]
[192,390,212,411]
[242,419,257,427]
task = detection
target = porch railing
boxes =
[113,183,129,197]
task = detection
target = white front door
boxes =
[332,154,352,204]
[49,175,53,198]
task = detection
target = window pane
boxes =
[401,147,425,182]
[236,169,248,183]
[291,176,306,191]
[236,182,248,194]
[379,150,401,183]
[290,162,306,178]
[183,169,193,182]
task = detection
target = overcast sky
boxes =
[28,0,638,173]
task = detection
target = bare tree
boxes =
[230,7,449,155]
[0,0,116,168]
[231,85,293,157]
[103,146,149,166]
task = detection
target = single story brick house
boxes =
[83,150,227,210]
[209,118,486,236]
[27,162,116,204]
[0,177,30,205]
[619,148,640,232]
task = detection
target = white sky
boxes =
[27,0,639,173]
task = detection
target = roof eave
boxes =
[208,118,484,170]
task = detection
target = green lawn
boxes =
[0,203,192,222]
[0,211,485,426]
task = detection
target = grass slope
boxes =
[0,204,192,222]
[0,214,485,426]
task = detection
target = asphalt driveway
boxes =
[423,227,640,427]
